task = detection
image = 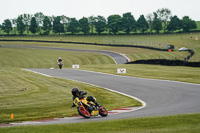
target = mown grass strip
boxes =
[1,113,200,133]
[80,64,200,84]
[0,47,115,68]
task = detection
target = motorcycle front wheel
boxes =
[77,107,91,118]
[99,107,108,117]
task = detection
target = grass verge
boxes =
[80,64,200,84]
[1,113,200,133]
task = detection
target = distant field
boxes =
[1,33,200,61]
[196,21,200,30]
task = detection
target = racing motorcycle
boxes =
[73,97,108,118]
[58,62,63,69]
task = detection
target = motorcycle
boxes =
[58,62,63,69]
[73,97,108,118]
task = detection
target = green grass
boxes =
[1,113,200,133]
[1,33,200,61]
[79,64,200,84]
[0,36,200,132]
[0,46,115,68]
[0,68,141,123]
[0,40,191,62]
[0,44,141,123]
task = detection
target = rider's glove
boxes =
[71,104,76,108]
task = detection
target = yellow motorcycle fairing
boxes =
[80,98,88,106]
[91,110,99,116]
[73,97,89,107]
[73,97,82,107]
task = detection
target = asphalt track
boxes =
[8,68,199,126]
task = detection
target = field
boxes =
[0,34,200,132]
[1,32,200,61]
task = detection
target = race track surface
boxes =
[9,68,199,126]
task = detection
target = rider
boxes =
[71,88,101,108]
[57,57,63,69]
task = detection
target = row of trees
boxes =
[0,8,197,35]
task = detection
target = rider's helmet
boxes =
[72,88,79,97]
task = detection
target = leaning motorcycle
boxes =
[73,97,108,118]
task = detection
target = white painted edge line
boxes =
[71,69,200,86]
[111,51,131,62]
[10,121,42,125]
[22,68,53,77]
[22,68,146,112]
[103,54,117,64]
[101,51,130,64]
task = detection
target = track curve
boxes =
[2,45,128,64]
[8,68,199,126]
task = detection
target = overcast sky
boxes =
[1,0,200,23]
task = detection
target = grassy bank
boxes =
[0,68,141,123]
[0,41,190,62]
[1,113,200,133]
[0,46,115,68]
[79,64,200,84]
[1,33,200,61]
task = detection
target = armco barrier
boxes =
[0,39,168,51]
[126,59,200,67]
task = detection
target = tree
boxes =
[107,15,121,34]
[11,19,17,34]
[60,15,70,33]
[121,12,136,34]
[67,18,79,34]
[53,16,65,34]
[16,16,25,34]
[79,17,90,34]
[29,17,38,34]
[94,15,106,34]
[20,14,32,34]
[181,16,197,32]
[88,16,96,34]
[152,13,162,33]
[156,8,172,33]
[34,12,44,34]
[146,13,154,33]
[42,16,52,35]
[167,15,181,32]
[1,19,12,34]
[137,15,149,33]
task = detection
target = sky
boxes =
[1,0,200,23]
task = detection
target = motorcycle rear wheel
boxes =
[99,107,108,117]
[77,107,91,118]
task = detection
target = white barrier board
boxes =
[72,65,79,69]
[117,68,126,73]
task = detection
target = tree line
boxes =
[0,8,197,35]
